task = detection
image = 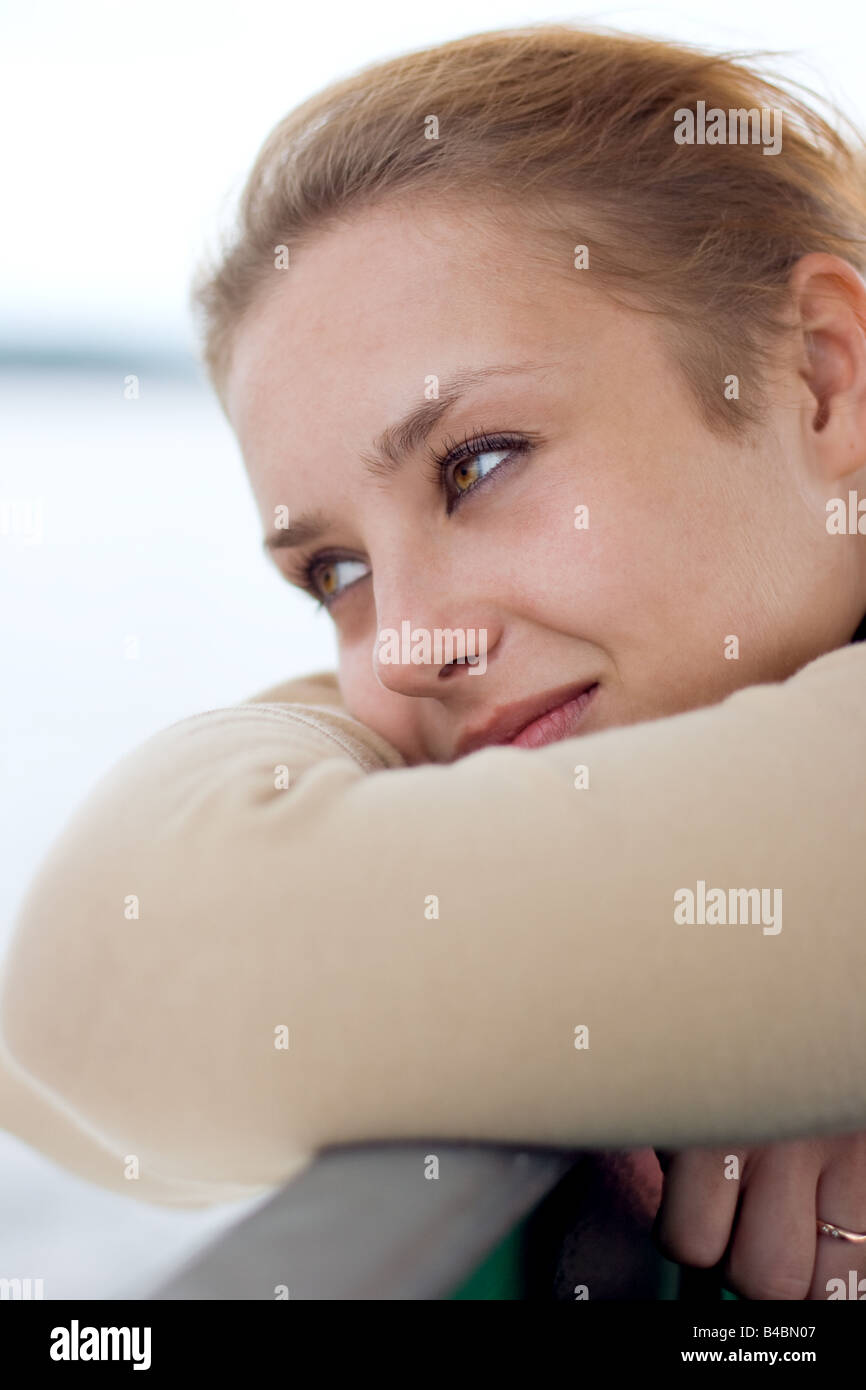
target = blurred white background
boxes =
[2,0,865,1299]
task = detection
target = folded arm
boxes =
[2,646,865,1203]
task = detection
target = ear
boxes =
[788,252,866,483]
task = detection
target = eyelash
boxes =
[296,429,533,610]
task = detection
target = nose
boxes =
[371,561,499,698]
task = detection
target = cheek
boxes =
[337,644,421,741]
[335,642,372,717]
[524,501,665,634]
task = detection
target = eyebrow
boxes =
[262,360,547,556]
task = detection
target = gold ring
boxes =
[816,1219,866,1244]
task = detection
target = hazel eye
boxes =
[451,449,510,494]
[313,557,369,602]
[433,433,535,517]
[298,433,535,611]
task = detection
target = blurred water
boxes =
[0,365,336,1297]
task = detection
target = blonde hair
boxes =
[191,23,866,434]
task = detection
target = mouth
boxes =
[506,683,600,750]
[455,681,600,758]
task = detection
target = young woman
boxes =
[3,24,866,1300]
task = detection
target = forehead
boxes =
[224,198,584,453]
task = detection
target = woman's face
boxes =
[225,196,863,766]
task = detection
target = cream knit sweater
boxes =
[1,640,865,1207]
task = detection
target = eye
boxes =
[432,430,533,514]
[451,449,510,494]
[306,556,370,607]
[296,430,537,610]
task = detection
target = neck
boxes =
[850,610,866,644]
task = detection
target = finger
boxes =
[809,1153,866,1300]
[724,1142,816,1300]
[653,1148,741,1267]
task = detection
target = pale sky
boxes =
[3,0,865,357]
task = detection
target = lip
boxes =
[454,681,599,759]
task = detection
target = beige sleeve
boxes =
[1,646,865,1205]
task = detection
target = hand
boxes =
[652,1135,866,1300]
